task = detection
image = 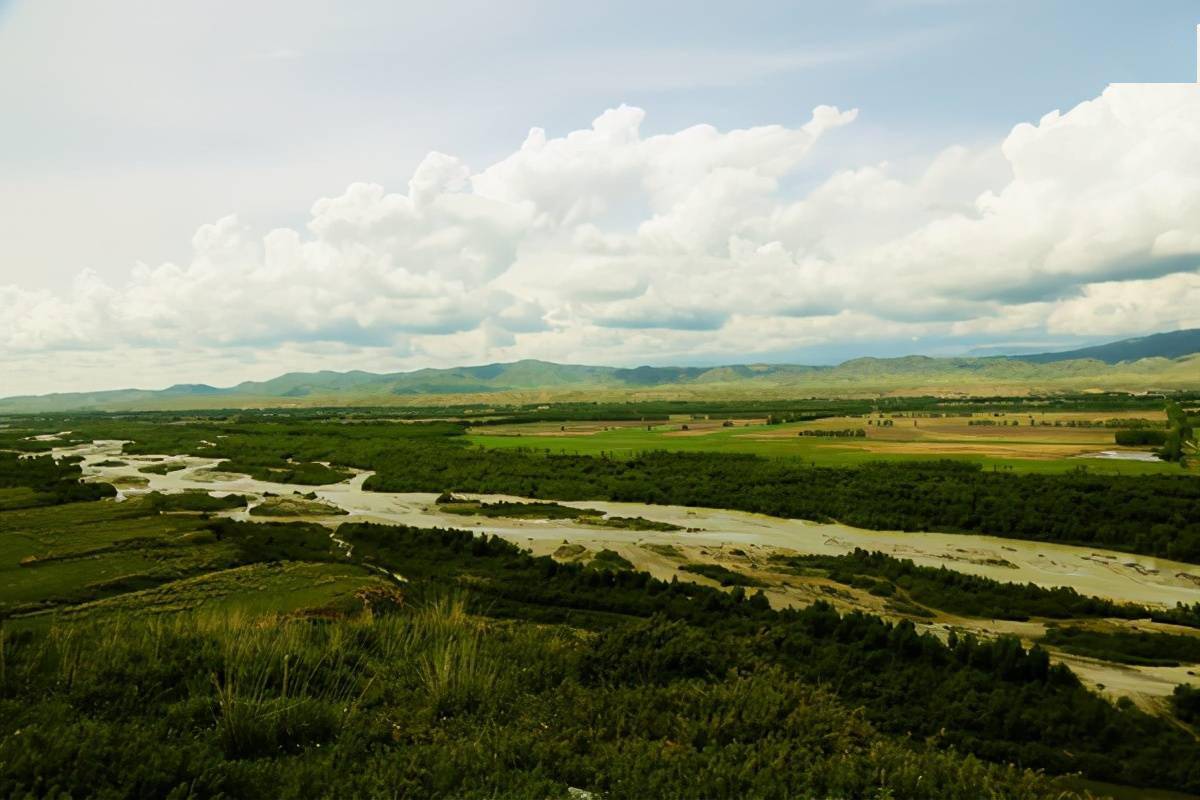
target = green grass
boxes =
[52,561,385,622]
[641,543,684,559]
[467,422,1185,475]
[0,487,41,511]
[0,499,234,618]
[589,549,634,571]
[138,461,187,474]
[147,489,248,513]
[0,595,1079,799]
[216,458,352,485]
[0,491,380,624]
[3,548,198,612]
[1,492,1197,795]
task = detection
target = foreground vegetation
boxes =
[0,601,1083,800]
[1,481,1198,794]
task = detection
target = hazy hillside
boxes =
[1017,328,1200,364]
[3,331,1198,413]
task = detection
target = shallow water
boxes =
[1077,450,1163,462]
[57,439,1200,610]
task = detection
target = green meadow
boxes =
[0,499,223,618]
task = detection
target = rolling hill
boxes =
[2,330,1198,412]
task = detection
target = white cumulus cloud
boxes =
[2,84,1200,395]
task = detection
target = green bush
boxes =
[1114,429,1167,446]
[1173,684,1200,725]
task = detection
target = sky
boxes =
[2,0,1200,395]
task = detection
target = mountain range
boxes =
[1017,328,1200,364]
[3,329,1198,413]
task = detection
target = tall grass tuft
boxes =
[415,623,497,717]
[207,611,373,758]
[365,591,501,717]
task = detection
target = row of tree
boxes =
[778,548,1200,626]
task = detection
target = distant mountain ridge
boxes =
[2,329,1198,412]
[1017,329,1200,364]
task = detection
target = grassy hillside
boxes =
[0,594,1082,800]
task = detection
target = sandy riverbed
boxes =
[58,439,1200,610]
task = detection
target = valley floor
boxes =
[46,440,1200,711]
[3,415,1199,799]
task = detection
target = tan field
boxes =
[470,409,1184,472]
[777,411,1166,460]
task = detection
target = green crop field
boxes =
[0,500,224,616]
[467,414,1187,475]
[0,496,380,625]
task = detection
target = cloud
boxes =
[3,84,1200,394]
[1046,272,1200,336]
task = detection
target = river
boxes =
[55,439,1200,611]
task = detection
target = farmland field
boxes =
[468,410,1186,474]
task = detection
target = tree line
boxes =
[0,452,115,509]
[776,548,1200,626]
